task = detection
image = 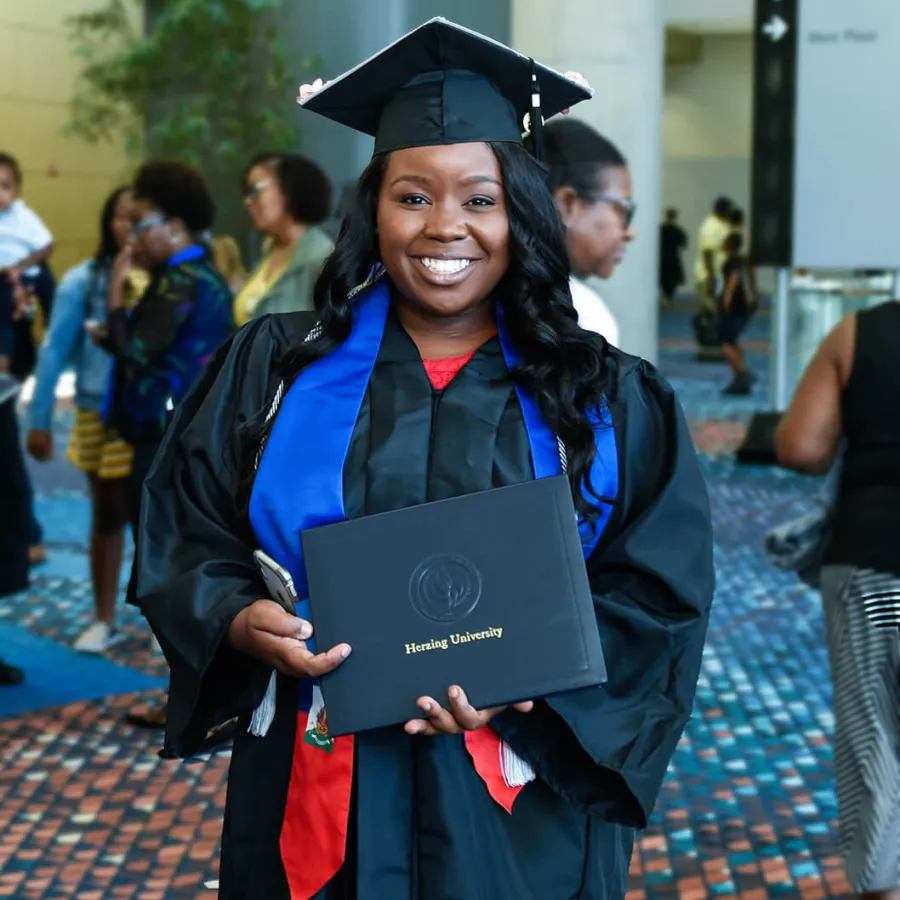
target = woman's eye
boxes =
[400,194,429,206]
[466,196,496,208]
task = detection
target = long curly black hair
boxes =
[245,142,617,525]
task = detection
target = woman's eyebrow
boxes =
[390,174,501,188]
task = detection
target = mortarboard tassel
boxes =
[529,61,546,165]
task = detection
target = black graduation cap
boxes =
[299,18,593,158]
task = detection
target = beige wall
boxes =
[665,0,752,31]
[0,0,139,275]
[665,34,753,159]
[663,34,753,263]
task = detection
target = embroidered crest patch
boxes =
[303,685,333,752]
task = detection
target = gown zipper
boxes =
[426,388,442,502]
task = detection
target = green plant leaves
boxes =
[66,0,311,177]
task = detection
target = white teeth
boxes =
[419,258,473,275]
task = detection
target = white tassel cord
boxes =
[501,740,536,787]
[248,670,278,737]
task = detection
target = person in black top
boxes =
[659,208,686,304]
[776,301,900,899]
[727,207,758,306]
[717,231,755,395]
[87,160,234,728]
[88,161,234,547]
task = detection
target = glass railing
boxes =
[772,270,897,408]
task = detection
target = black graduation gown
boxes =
[138,311,714,900]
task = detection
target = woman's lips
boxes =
[414,257,478,286]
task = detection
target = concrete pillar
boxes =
[512,0,665,362]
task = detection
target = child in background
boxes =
[0,152,54,372]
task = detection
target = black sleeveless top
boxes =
[824,302,900,575]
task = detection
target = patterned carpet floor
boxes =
[0,301,853,899]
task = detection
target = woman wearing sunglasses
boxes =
[539,119,636,347]
[234,152,334,327]
[88,160,234,728]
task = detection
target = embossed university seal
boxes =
[409,554,482,624]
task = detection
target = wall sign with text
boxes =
[752,0,900,269]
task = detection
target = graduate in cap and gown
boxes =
[136,18,714,900]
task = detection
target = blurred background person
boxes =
[727,206,757,308]
[90,161,234,586]
[233,152,333,326]
[27,186,148,653]
[715,231,756,395]
[533,119,635,346]
[0,151,54,374]
[776,302,900,900]
[693,195,733,356]
[659,207,686,305]
[728,205,746,241]
[87,160,232,727]
[0,151,55,566]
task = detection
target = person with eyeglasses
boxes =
[233,152,334,327]
[534,119,636,347]
[86,158,233,651]
[84,160,233,727]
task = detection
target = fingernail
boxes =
[421,700,432,713]
[449,687,460,700]
[298,623,312,639]
[339,645,351,659]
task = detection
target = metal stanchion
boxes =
[771,267,791,413]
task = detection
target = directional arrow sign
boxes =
[763,15,789,42]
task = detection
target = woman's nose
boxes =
[423,203,466,241]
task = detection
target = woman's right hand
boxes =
[26,429,53,462]
[108,245,132,311]
[228,599,351,679]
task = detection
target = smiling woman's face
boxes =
[376,142,511,319]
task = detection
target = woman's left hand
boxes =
[404,685,534,736]
[297,78,329,103]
